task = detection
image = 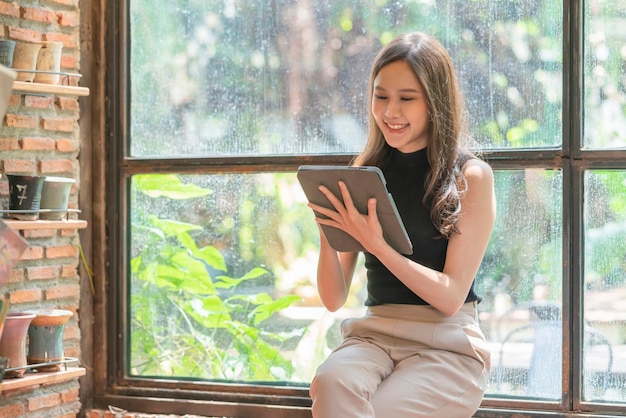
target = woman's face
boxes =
[371,60,430,153]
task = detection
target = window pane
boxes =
[128,173,366,382]
[479,169,563,399]
[583,170,626,402]
[129,0,562,157]
[584,2,626,149]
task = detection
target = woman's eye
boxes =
[374,95,388,100]
[401,97,415,101]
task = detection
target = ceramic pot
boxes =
[0,39,16,68]
[11,42,42,82]
[0,312,36,378]
[34,41,63,84]
[27,309,73,372]
[6,174,46,220]
[0,356,6,382]
[39,176,76,220]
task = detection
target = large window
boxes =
[104,1,626,416]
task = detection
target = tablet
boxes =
[297,165,413,255]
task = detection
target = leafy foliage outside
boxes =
[130,174,303,380]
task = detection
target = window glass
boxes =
[129,172,367,381]
[129,168,564,393]
[129,0,562,157]
[584,1,626,149]
[478,169,563,399]
[583,170,626,402]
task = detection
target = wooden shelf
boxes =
[0,366,85,393]
[12,80,89,97]
[3,219,87,230]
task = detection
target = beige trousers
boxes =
[310,302,490,418]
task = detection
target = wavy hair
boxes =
[353,32,475,238]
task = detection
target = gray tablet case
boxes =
[297,165,413,255]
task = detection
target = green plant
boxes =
[129,174,302,381]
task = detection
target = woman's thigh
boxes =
[310,338,394,418]
[371,349,487,418]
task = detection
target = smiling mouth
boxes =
[386,122,409,130]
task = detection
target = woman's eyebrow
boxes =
[374,86,421,93]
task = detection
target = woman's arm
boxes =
[315,228,359,312]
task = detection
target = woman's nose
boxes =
[385,100,401,118]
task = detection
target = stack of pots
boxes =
[0,309,73,377]
[3,174,76,221]
[0,39,63,84]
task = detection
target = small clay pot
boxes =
[0,312,36,378]
[0,39,16,68]
[39,176,76,220]
[6,174,46,220]
[34,41,63,84]
[11,42,42,82]
[27,309,73,372]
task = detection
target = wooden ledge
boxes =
[0,366,85,393]
[12,80,89,97]
[4,219,87,230]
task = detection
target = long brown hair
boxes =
[353,32,475,238]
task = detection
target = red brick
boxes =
[45,32,75,48]
[60,228,79,237]
[6,113,38,129]
[0,2,20,18]
[21,137,56,151]
[21,245,44,260]
[63,323,80,339]
[56,138,78,152]
[2,159,37,173]
[8,93,20,106]
[42,117,75,132]
[61,264,77,278]
[9,287,43,304]
[7,27,41,42]
[45,283,80,300]
[48,0,78,7]
[39,159,74,174]
[23,228,56,239]
[22,7,57,24]
[28,392,61,411]
[63,346,80,358]
[61,53,78,71]
[7,268,25,284]
[25,95,55,109]
[0,137,20,151]
[46,244,78,259]
[0,402,26,418]
[27,265,60,280]
[57,96,79,111]
[57,11,79,27]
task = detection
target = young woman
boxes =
[307,32,496,417]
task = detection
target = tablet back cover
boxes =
[297,166,412,255]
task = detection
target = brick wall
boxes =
[0,0,83,417]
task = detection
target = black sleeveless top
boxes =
[364,147,481,306]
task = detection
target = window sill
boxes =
[0,366,85,393]
[4,219,88,230]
